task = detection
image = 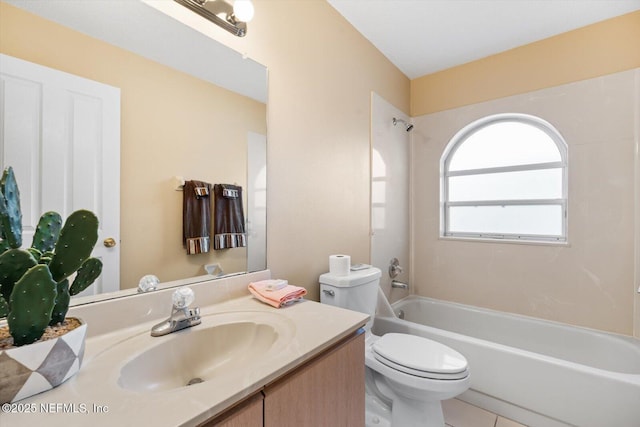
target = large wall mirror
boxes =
[0,0,267,306]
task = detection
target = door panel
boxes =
[0,53,120,295]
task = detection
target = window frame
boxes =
[440,113,568,243]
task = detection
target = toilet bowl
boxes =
[319,266,470,427]
[365,333,469,427]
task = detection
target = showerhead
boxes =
[393,117,414,132]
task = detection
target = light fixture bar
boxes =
[174,0,248,37]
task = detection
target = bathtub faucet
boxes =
[391,280,409,290]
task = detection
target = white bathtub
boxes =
[372,295,640,427]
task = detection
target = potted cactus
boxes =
[0,167,102,403]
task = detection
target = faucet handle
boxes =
[172,287,195,309]
[389,257,403,278]
[138,274,159,293]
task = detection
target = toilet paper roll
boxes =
[329,254,351,276]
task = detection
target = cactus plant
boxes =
[70,257,103,296]
[0,248,37,306]
[0,166,102,346]
[7,265,57,346]
[0,166,22,249]
[31,211,62,253]
[49,279,70,325]
[49,210,99,283]
[0,294,8,318]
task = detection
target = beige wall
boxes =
[204,0,411,300]
[412,69,638,335]
[411,10,640,116]
[0,3,267,289]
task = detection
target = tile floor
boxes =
[443,399,527,427]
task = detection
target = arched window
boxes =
[441,114,568,242]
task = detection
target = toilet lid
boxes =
[372,333,468,379]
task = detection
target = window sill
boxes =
[439,235,570,247]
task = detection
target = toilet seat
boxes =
[372,333,468,380]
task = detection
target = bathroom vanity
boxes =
[208,331,364,426]
[0,271,368,426]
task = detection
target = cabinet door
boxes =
[264,332,365,427]
[200,393,263,427]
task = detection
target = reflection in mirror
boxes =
[174,0,254,37]
[0,0,267,307]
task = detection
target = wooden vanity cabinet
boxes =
[263,331,365,426]
[203,393,263,427]
[201,331,365,427]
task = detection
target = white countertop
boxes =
[0,273,368,427]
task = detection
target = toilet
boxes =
[319,266,470,427]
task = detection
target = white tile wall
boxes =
[411,69,639,335]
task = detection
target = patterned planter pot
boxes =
[0,318,87,403]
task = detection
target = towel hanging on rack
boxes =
[183,180,212,254]
[213,183,247,249]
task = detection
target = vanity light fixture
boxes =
[174,0,255,37]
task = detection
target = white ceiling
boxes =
[327,0,640,79]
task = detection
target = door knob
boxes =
[103,237,117,248]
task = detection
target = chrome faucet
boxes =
[391,280,409,290]
[151,287,201,337]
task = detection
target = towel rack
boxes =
[173,176,186,191]
[174,177,240,191]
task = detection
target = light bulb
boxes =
[233,0,254,22]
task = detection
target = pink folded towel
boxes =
[248,280,307,308]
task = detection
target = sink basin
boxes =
[116,311,294,393]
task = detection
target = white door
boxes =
[0,54,120,296]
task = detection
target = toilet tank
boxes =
[319,267,381,322]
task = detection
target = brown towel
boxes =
[183,180,211,254]
[213,184,246,249]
